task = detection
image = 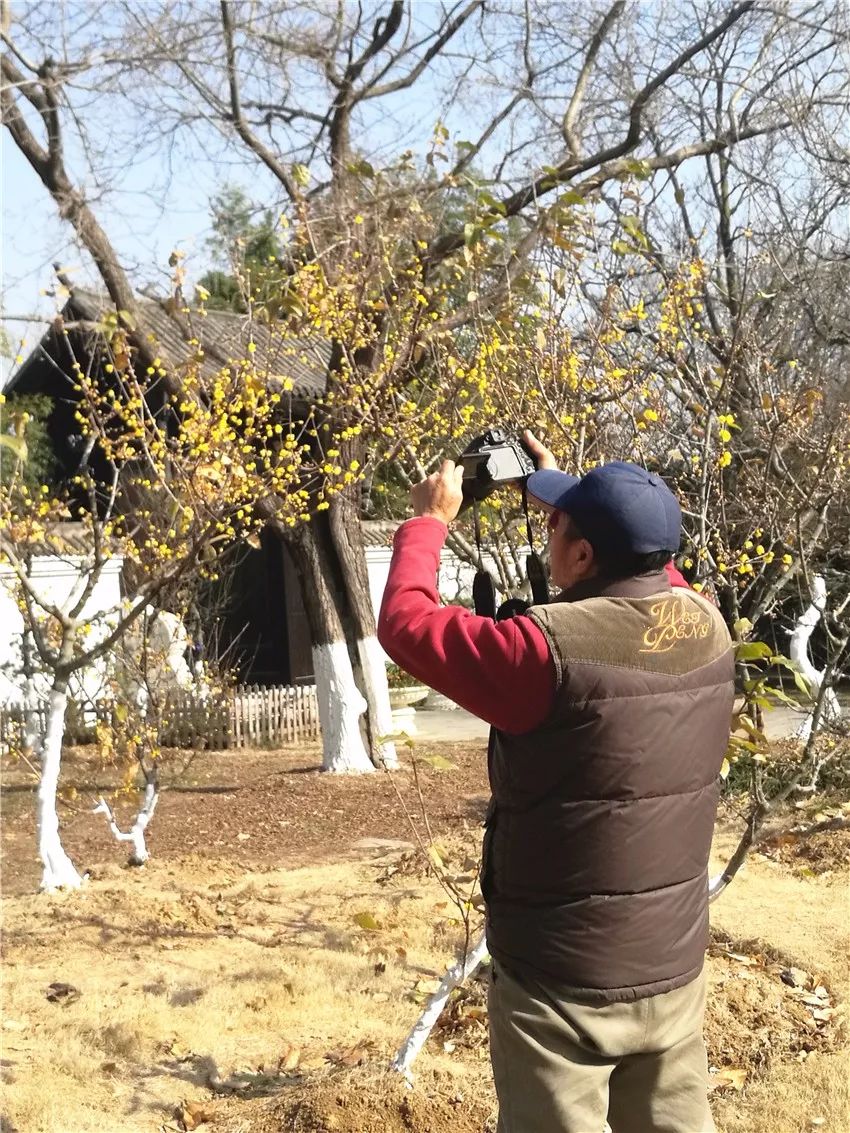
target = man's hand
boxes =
[523,429,558,471]
[411,460,464,525]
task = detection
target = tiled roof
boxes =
[8,519,397,558]
[66,290,330,402]
[361,520,400,547]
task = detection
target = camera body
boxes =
[460,428,537,505]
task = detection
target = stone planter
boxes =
[388,684,430,709]
[390,705,418,736]
[423,690,460,711]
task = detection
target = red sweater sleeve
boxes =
[665,561,689,589]
[377,517,556,734]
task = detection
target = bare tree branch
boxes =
[219,0,305,205]
[562,0,626,157]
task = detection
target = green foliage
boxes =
[385,663,422,688]
[735,641,773,663]
[207,185,280,262]
[0,393,56,492]
[196,186,287,313]
[368,461,416,519]
[722,639,822,792]
[194,269,245,313]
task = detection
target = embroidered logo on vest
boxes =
[641,597,710,653]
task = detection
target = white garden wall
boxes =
[0,555,123,709]
[364,543,476,665]
[0,536,480,709]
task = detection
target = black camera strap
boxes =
[522,487,549,607]
[470,490,548,619]
[471,500,498,619]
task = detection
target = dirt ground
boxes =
[1,740,848,1133]
[0,743,491,897]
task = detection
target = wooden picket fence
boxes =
[237,683,320,747]
[0,683,321,752]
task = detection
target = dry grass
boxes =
[0,802,846,1132]
[713,1050,850,1133]
[710,827,849,994]
[709,826,849,1133]
[1,855,485,1133]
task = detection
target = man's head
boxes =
[527,461,682,591]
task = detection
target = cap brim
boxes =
[526,469,580,511]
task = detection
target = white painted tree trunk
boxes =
[92,781,159,865]
[392,933,490,1083]
[788,575,842,740]
[37,685,83,890]
[21,631,42,759]
[22,671,42,759]
[313,640,375,773]
[358,635,398,770]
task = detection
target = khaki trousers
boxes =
[488,960,715,1133]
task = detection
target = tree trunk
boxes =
[93,779,159,866]
[21,630,42,760]
[328,492,398,769]
[708,802,767,902]
[281,498,396,773]
[392,932,489,1082]
[37,681,83,890]
[788,574,842,740]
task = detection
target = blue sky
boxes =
[3,1,844,388]
[1,128,276,383]
[0,1,478,385]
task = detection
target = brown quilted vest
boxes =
[483,571,734,1002]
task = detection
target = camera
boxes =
[457,428,549,615]
[459,428,537,506]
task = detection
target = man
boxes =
[377,434,734,1133]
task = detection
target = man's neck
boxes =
[556,569,671,603]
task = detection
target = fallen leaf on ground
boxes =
[298,1054,330,1072]
[177,1099,217,1130]
[799,992,830,1006]
[45,982,80,1005]
[277,1043,301,1071]
[460,1005,488,1022]
[352,911,381,931]
[709,1067,747,1091]
[780,966,811,987]
[160,1037,195,1062]
[810,1007,835,1022]
[327,1040,375,1068]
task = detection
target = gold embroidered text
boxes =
[641,598,710,654]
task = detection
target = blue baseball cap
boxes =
[527,462,681,554]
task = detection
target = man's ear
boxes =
[577,538,597,576]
